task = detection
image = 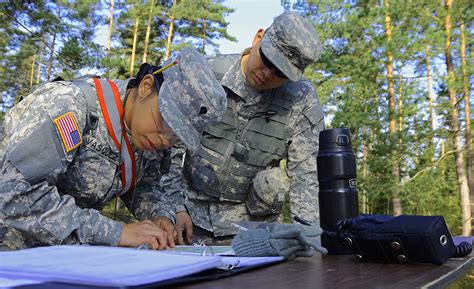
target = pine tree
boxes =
[285,0,470,233]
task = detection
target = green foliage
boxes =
[1,0,235,100]
[287,0,473,229]
[102,200,137,224]
[175,0,236,54]
[446,267,474,289]
[1,0,471,232]
[104,0,235,79]
[0,0,103,108]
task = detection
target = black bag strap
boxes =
[72,79,99,134]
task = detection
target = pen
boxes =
[293,215,312,226]
[231,223,248,231]
[153,61,178,74]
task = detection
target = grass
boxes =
[101,199,137,224]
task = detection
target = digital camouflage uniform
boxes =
[159,12,325,243]
[0,48,226,250]
[0,79,167,249]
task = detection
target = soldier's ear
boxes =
[252,28,265,46]
[137,74,156,100]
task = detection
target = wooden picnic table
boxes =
[16,252,473,289]
[170,253,474,289]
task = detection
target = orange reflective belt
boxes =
[94,78,136,195]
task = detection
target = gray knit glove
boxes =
[231,224,328,259]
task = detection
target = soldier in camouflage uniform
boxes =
[159,12,326,245]
[0,48,226,250]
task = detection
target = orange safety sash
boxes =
[93,78,137,195]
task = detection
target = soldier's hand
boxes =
[175,211,193,245]
[152,217,176,248]
[119,220,169,250]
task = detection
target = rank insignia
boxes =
[54,112,82,152]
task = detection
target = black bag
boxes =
[336,214,471,265]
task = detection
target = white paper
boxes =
[0,277,43,289]
[168,245,235,256]
[0,245,223,287]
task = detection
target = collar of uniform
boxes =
[115,78,133,103]
[115,79,136,148]
[220,53,261,103]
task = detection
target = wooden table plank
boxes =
[169,254,474,289]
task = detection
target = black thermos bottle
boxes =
[317,128,359,254]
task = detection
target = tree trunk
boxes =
[47,4,60,81]
[29,51,36,89]
[129,17,139,78]
[202,17,206,54]
[398,72,404,132]
[426,48,435,161]
[384,0,401,216]
[441,141,446,177]
[444,0,471,235]
[165,0,177,60]
[398,70,405,173]
[47,31,56,81]
[107,0,114,56]
[460,19,473,233]
[36,43,43,84]
[362,126,369,214]
[142,0,154,63]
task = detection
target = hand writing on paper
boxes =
[174,212,193,245]
[152,217,176,248]
[119,220,170,250]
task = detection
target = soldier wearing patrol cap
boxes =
[159,12,326,245]
[0,47,226,250]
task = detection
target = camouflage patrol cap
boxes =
[260,11,323,82]
[158,47,226,152]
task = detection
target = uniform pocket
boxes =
[246,167,289,216]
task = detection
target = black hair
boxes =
[127,63,164,90]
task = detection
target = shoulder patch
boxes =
[8,120,64,183]
[53,112,82,152]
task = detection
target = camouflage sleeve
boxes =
[286,87,325,224]
[120,153,175,223]
[0,82,122,246]
[158,142,188,213]
[121,144,188,223]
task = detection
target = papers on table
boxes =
[0,245,284,288]
[0,277,43,289]
[165,246,284,269]
[171,245,235,256]
[0,245,222,287]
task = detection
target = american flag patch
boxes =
[54,112,82,152]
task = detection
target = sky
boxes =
[214,0,284,54]
[94,0,284,55]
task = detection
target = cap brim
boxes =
[260,36,302,82]
[158,81,201,152]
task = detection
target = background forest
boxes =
[0,0,472,235]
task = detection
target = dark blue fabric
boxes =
[345,214,393,232]
[338,215,456,265]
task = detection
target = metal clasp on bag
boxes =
[440,235,448,246]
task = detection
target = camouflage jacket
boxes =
[160,54,325,237]
[0,79,173,247]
